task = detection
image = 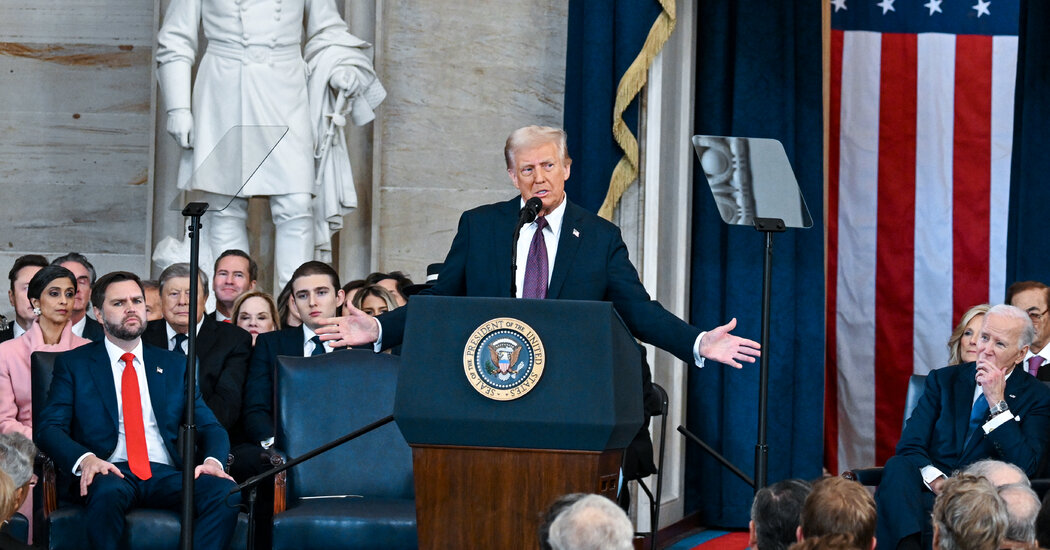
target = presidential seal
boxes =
[463,317,545,401]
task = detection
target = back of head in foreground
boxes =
[547,494,633,550]
[751,478,813,550]
[932,473,1008,550]
[799,476,876,550]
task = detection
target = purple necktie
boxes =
[1028,356,1045,376]
[522,216,549,299]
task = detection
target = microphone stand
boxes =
[510,199,542,298]
[180,202,209,550]
[232,416,395,550]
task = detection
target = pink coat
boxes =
[0,321,90,437]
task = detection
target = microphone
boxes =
[518,197,543,226]
[511,197,544,297]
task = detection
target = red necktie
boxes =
[120,352,151,480]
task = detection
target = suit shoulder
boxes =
[214,319,251,340]
[462,198,519,219]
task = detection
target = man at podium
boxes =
[319,124,760,371]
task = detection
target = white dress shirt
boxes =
[303,324,333,355]
[165,319,205,353]
[71,315,87,338]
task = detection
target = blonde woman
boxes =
[946,304,990,366]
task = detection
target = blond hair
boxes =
[947,304,990,365]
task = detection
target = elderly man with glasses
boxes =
[1007,281,1050,379]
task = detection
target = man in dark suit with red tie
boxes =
[875,304,1050,550]
[36,271,240,550]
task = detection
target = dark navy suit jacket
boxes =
[377,198,702,363]
[896,362,1050,476]
[240,326,305,443]
[37,340,230,481]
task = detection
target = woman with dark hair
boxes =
[0,266,88,543]
[0,266,90,437]
[276,279,302,329]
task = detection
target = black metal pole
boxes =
[180,202,208,550]
[755,230,774,492]
[678,426,755,488]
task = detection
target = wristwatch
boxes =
[990,400,1010,417]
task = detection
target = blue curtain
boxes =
[1006,0,1050,285]
[685,0,825,527]
[563,0,661,214]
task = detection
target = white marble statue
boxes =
[156,0,385,289]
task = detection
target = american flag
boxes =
[825,0,1020,473]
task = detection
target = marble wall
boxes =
[0,0,157,319]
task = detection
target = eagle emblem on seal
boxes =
[486,338,522,381]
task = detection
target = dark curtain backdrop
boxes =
[563,0,661,214]
[686,0,825,526]
[1006,0,1050,285]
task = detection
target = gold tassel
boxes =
[599,0,677,221]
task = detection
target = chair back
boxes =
[901,374,927,433]
[30,351,61,439]
[275,350,413,501]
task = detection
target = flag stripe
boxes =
[873,32,918,464]
[951,35,993,322]
[835,30,881,471]
[989,36,1017,301]
[825,28,845,475]
[913,33,957,376]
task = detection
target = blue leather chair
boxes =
[270,350,417,550]
[842,374,926,485]
[31,350,249,550]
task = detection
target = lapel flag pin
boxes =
[572,228,580,238]
[156,367,163,374]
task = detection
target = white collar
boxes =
[103,335,144,367]
[519,196,567,236]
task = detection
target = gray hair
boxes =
[158,262,209,297]
[548,494,633,550]
[504,125,571,169]
[0,433,36,487]
[998,483,1040,544]
[963,459,1030,488]
[932,474,1008,550]
[985,304,1035,350]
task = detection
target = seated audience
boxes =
[963,459,1029,488]
[143,263,251,434]
[352,284,399,316]
[546,494,633,550]
[51,252,104,341]
[211,249,258,323]
[875,305,1050,550]
[276,279,302,328]
[798,476,875,550]
[997,483,1040,550]
[36,271,239,550]
[142,279,163,322]
[237,261,345,473]
[749,479,812,550]
[1007,281,1050,378]
[2,255,48,343]
[0,433,37,549]
[790,533,864,550]
[539,493,586,550]
[0,265,90,438]
[340,279,366,316]
[947,304,990,366]
[364,271,412,306]
[931,474,1007,550]
[233,291,280,345]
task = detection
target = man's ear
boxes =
[932,524,940,550]
[796,526,804,542]
[249,280,257,291]
[335,289,346,308]
[870,537,877,550]
[747,520,757,547]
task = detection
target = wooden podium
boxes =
[394,296,644,549]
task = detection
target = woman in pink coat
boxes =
[0,265,89,540]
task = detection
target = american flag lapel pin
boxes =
[572,228,580,238]
[156,366,163,374]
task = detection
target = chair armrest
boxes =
[841,467,884,486]
[36,452,57,517]
[267,449,287,516]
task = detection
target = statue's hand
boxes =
[328,68,359,95]
[166,108,193,149]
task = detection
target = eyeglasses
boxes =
[1028,309,1048,322]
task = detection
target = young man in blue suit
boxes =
[36,271,240,550]
[875,304,1050,550]
[317,124,760,368]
